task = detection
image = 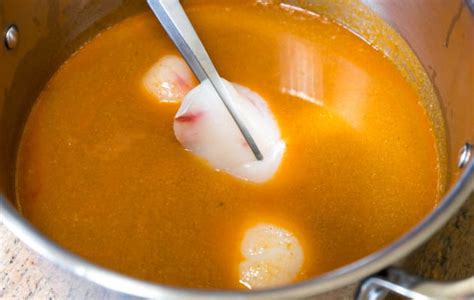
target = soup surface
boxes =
[16,1,443,289]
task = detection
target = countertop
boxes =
[1,222,118,299]
[1,193,473,299]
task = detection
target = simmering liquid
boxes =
[16,1,442,289]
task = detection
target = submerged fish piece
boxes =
[239,223,304,289]
[143,55,197,103]
[173,78,285,183]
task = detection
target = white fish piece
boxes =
[239,223,304,289]
[173,78,285,183]
[143,55,196,103]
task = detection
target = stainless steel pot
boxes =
[1,0,473,299]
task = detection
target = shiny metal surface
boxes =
[363,0,474,184]
[147,0,264,161]
[3,24,18,49]
[459,143,472,168]
[0,0,473,299]
[357,268,474,300]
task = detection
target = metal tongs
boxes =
[147,0,263,161]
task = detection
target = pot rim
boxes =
[1,160,473,299]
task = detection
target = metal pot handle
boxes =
[356,267,474,299]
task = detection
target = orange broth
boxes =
[16,1,442,289]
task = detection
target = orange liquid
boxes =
[16,2,441,289]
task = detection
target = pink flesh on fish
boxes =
[173,78,285,183]
[142,55,196,103]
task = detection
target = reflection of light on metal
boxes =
[329,57,369,129]
[279,3,320,18]
[280,35,324,106]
